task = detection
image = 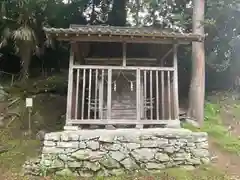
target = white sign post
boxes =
[26,98,33,136]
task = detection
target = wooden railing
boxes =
[66,65,178,127]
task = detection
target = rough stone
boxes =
[163,146,176,154]
[141,140,159,148]
[51,159,64,168]
[61,133,79,141]
[192,149,209,158]
[132,148,156,162]
[71,150,105,161]
[173,153,191,161]
[108,143,122,151]
[120,157,139,170]
[201,157,211,164]
[79,142,87,149]
[71,150,91,160]
[66,161,82,168]
[26,128,210,177]
[110,151,126,162]
[86,141,100,150]
[57,142,79,148]
[100,156,121,169]
[155,153,170,162]
[99,134,113,142]
[125,143,140,150]
[83,161,101,171]
[43,141,56,147]
[196,142,209,149]
[45,133,61,141]
[78,170,94,177]
[58,154,75,162]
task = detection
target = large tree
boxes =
[188,0,205,126]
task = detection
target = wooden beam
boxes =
[67,119,180,126]
[65,44,74,126]
[72,65,174,71]
[85,61,157,66]
[85,57,157,61]
[123,42,127,66]
[160,48,173,64]
[173,44,179,120]
[136,68,142,129]
[49,34,194,44]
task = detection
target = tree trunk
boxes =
[188,0,205,126]
[19,41,32,83]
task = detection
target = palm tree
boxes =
[0,0,46,82]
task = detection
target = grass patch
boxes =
[183,102,240,154]
[44,166,227,180]
[0,133,40,172]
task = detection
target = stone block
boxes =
[61,133,79,141]
[155,153,170,162]
[120,157,139,170]
[192,149,210,158]
[57,142,79,148]
[83,161,101,172]
[45,132,61,141]
[125,143,140,150]
[42,147,65,154]
[86,141,100,150]
[110,151,126,162]
[100,156,121,169]
[66,161,83,168]
[131,148,156,162]
[146,163,165,170]
[43,141,56,147]
[71,150,106,161]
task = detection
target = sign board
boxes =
[26,98,33,107]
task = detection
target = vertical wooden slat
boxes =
[99,70,104,120]
[81,69,86,120]
[136,68,142,129]
[150,70,153,120]
[156,70,159,120]
[123,42,127,66]
[173,44,179,120]
[167,71,171,120]
[161,71,165,119]
[107,69,112,120]
[74,69,80,119]
[66,45,74,125]
[87,69,92,119]
[144,71,147,118]
[94,69,98,119]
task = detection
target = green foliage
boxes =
[184,101,240,154]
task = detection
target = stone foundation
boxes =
[25,128,210,177]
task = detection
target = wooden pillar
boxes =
[65,43,74,127]
[188,0,205,126]
[173,44,179,120]
[136,68,143,129]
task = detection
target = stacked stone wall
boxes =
[23,128,210,177]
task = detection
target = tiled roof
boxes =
[43,24,204,42]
